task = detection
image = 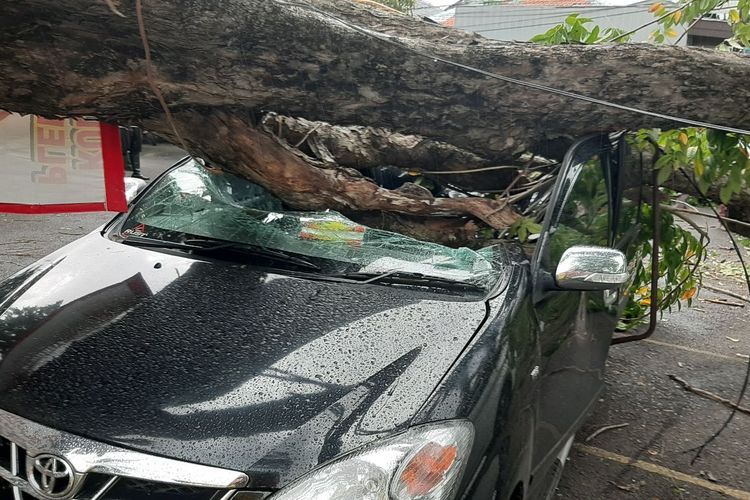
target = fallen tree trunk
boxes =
[2,0,750,240]
[3,0,750,161]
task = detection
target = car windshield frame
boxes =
[115,159,505,291]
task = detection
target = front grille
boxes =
[0,436,228,499]
[0,435,13,471]
[0,408,271,500]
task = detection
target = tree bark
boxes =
[2,0,750,239]
[261,113,518,189]
[2,0,749,162]
[170,111,519,229]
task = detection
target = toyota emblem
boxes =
[26,454,78,499]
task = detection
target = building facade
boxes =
[454,0,688,46]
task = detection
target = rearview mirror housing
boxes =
[555,246,628,291]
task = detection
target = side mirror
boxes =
[555,245,628,291]
[124,177,148,204]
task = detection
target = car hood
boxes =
[0,233,491,488]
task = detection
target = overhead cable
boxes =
[285,0,750,136]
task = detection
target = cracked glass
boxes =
[120,160,504,290]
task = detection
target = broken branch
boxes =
[702,284,750,304]
[669,375,750,416]
[584,423,630,443]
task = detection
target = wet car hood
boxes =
[0,233,492,488]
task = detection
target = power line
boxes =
[461,8,668,34]
[455,5,647,31]
[283,0,750,136]
[459,4,735,35]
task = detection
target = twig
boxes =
[292,123,322,148]
[668,207,750,232]
[674,0,729,45]
[354,0,405,15]
[671,198,702,211]
[669,375,750,416]
[702,284,750,304]
[610,0,699,42]
[498,160,531,200]
[661,205,709,239]
[417,165,520,175]
[103,0,126,17]
[508,177,556,203]
[608,481,638,493]
[585,423,630,442]
[701,298,745,308]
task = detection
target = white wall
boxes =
[454,3,688,46]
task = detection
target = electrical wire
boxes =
[283,0,750,136]
[456,6,650,32]
[430,5,734,35]
[450,4,644,22]
[463,12,673,36]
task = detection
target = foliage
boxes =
[530,14,631,44]
[618,204,706,330]
[649,0,750,49]
[378,0,417,14]
[529,9,750,330]
[508,217,542,243]
[634,128,750,203]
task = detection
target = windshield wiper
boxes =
[120,235,320,271]
[327,270,484,292]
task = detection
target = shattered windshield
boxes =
[120,160,503,290]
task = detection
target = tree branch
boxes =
[165,112,520,233]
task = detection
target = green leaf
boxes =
[657,164,673,185]
[518,225,528,242]
[720,184,733,204]
[697,176,711,195]
[695,156,705,177]
[527,222,543,234]
[585,25,601,43]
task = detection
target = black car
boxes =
[0,133,646,500]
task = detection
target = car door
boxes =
[528,134,627,476]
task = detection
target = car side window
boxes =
[613,138,647,251]
[546,137,613,271]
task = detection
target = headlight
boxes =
[269,420,474,500]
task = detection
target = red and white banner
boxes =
[0,112,127,214]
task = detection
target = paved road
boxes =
[558,215,750,499]
[1,146,748,498]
